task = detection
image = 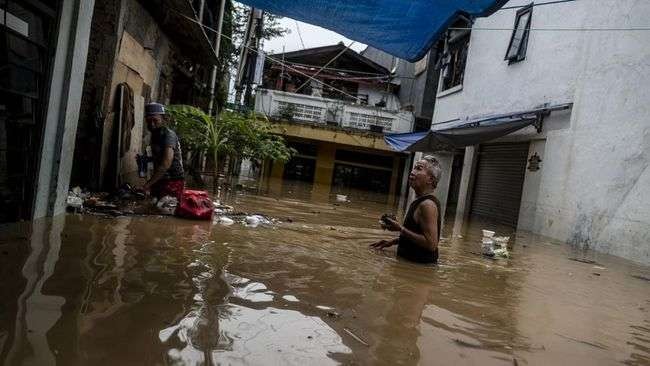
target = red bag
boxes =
[175,190,214,220]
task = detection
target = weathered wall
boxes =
[74,0,123,190]
[92,0,176,188]
[556,0,650,262]
[362,46,439,123]
[433,0,650,263]
[431,0,581,124]
[356,84,400,111]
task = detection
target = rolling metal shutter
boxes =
[470,142,530,227]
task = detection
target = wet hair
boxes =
[421,155,442,188]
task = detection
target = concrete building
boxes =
[361,44,442,133]
[0,0,225,223]
[72,0,223,191]
[254,44,415,205]
[0,0,95,222]
[412,0,650,264]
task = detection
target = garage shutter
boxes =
[470,142,530,227]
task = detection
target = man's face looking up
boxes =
[146,114,163,131]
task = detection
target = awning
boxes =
[385,103,573,152]
[236,0,508,62]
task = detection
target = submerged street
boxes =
[1,188,648,365]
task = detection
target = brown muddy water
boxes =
[1,190,649,365]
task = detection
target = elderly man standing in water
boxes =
[371,155,442,264]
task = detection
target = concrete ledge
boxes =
[269,121,399,152]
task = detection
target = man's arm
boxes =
[370,237,399,249]
[144,146,174,190]
[398,201,439,251]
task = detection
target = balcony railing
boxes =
[255,89,414,133]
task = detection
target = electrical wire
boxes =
[174,9,368,103]
[275,60,389,77]
[448,26,650,31]
[294,20,306,49]
[294,40,356,93]
[498,0,578,10]
[172,9,418,129]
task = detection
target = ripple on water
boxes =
[0,192,649,365]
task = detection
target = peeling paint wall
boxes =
[434,0,650,263]
[100,0,176,188]
[77,0,185,189]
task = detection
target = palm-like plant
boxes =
[166,105,294,192]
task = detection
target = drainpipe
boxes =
[207,0,226,116]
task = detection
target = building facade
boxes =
[254,45,415,206]
[72,0,224,191]
[422,0,650,263]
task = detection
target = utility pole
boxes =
[243,9,264,108]
[207,0,226,117]
[234,7,263,107]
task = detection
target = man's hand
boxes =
[138,182,151,196]
[381,217,402,232]
[370,238,397,249]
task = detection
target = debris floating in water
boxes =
[481,231,510,259]
[66,195,84,211]
[156,195,178,215]
[336,194,350,203]
[215,216,234,226]
[343,328,370,347]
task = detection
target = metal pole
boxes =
[207,0,226,116]
[279,45,285,90]
[198,0,205,24]
[235,8,254,105]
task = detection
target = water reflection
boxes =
[0,189,648,365]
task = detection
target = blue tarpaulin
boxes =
[385,103,573,152]
[236,0,508,62]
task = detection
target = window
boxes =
[439,19,471,92]
[505,4,533,63]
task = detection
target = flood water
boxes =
[1,187,649,365]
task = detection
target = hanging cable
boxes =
[172,9,416,128]
[294,40,356,93]
[498,0,578,10]
[294,20,306,49]
[449,26,650,32]
[274,61,388,77]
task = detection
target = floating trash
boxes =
[215,216,234,226]
[336,194,348,203]
[482,230,495,238]
[66,195,83,211]
[481,230,509,258]
[156,195,178,215]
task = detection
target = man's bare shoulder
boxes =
[419,200,438,212]
[414,199,439,220]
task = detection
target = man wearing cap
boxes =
[141,102,185,200]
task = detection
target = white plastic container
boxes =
[482,229,495,238]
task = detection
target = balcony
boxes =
[254,89,414,134]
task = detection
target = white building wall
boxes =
[433,0,650,263]
[357,84,401,110]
